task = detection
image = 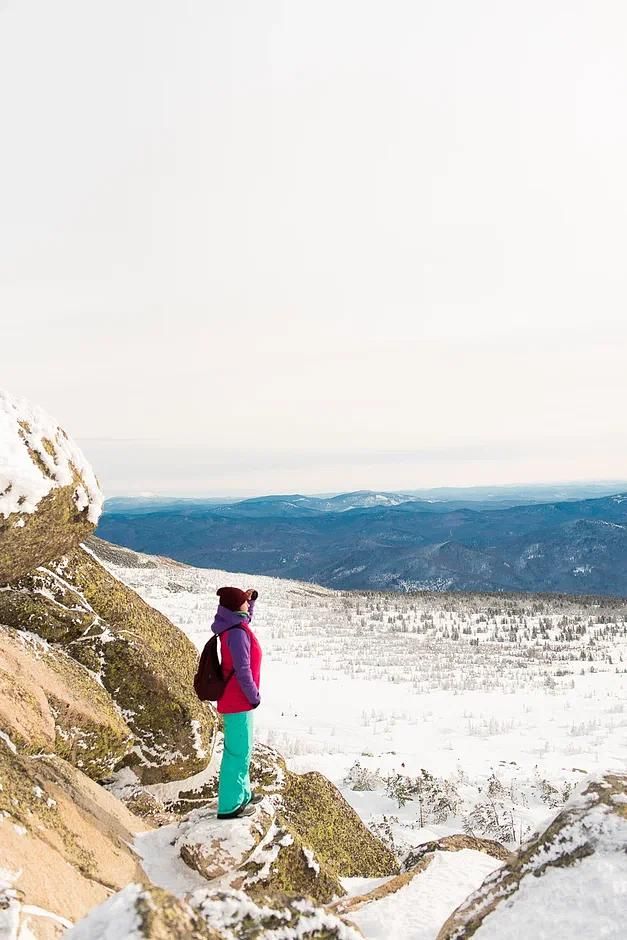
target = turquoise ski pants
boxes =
[218,711,254,815]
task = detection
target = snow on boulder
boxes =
[225,814,343,905]
[436,772,627,939]
[177,802,274,882]
[65,884,217,940]
[67,884,364,940]
[191,887,365,939]
[0,390,103,584]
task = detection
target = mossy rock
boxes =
[0,624,133,778]
[67,884,220,940]
[250,742,289,794]
[233,818,343,905]
[0,390,102,584]
[192,888,364,939]
[0,546,217,783]
[437,773,627,939]
[282,770,399,879]
[0,743,149,930]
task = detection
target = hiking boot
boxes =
[247,793,263,806]
[217,802,256,820]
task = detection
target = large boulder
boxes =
[0,545,217,783]
[0,624,133,778]
[0,740,149,937]
[230,815,343,904]
[65,885,219,940]
[177,802,275,882]
[191,887,365,939]
[173,800,343,905]
[437,773,627,939]
[281,768,399,879]
[67,884,363,940]
[0,390,102,584]
[167,744,399,882]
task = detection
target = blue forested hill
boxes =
[96,490,627,596]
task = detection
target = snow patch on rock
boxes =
[0,390,103,523]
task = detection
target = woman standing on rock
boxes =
[211,586,263,819]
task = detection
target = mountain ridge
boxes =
[97,490,627,596]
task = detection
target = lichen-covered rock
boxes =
[0,739,149,935]
[0,390,103,584]
[231,817,343,905]
[0,546,217,782]
[66,884,220,940]
[0,624,133,779]
[169,743,397,887]
[191,887,364,939]
[282,769,399,879]
[436,773,627,939]
[169,743,397,897]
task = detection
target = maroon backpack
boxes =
[193,626,243,701]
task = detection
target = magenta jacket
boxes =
[211,598,262,713]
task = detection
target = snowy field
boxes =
[97,545,627,937]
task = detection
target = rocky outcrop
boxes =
[0,624,133,779]
[403,834,510,870]
[0,390,102,584]
[0,741,149,937]
[65,884,219,940]
[192,888,365,939]
[0,546,217,783]
[67,884,364,940]
[228,815,343,904]
[0,391,403,936]
[169,744,398,885]
[437,773,627,939]
[177,803,274,882]
[173,800,343,904]
[282,768,399,879]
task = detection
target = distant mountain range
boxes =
[97,487,627,596]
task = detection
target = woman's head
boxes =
[217,586,249,612]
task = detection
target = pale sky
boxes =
[1,1,626,495]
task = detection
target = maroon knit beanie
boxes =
[216,586,248,612]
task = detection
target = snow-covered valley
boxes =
[91,538,627,938]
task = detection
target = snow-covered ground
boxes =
[99,548,627,937]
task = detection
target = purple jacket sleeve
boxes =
[227,628,260,706]
[247,598,256,619]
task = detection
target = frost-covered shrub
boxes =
[385,769,461,824]
[369,815,400,855]
[343,760,383,792]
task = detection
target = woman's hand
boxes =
[246,588,258,601]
